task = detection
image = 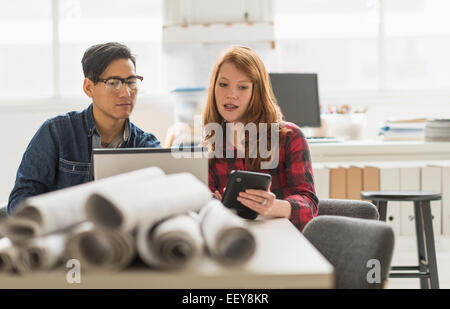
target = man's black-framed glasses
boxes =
[98,75,143,92]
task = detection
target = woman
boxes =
[203,46,318,232]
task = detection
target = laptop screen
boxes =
[92,147,209,184]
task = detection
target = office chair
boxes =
[318,198,379,220]
[303,215,395,289]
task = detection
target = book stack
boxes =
[379,118,426,141]
[425,119,450,142]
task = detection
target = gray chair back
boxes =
[318,198,379,220]
[303,215,394,289]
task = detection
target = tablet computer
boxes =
[222,170,272,220]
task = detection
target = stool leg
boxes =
[420,201,440,289]
[374,201,387,222]
[414,201,429,289]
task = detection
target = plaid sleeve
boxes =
[283,128,319,232]
[208,164,219,193]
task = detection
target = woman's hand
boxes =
[236,185,292,219]
[213,190,223,200]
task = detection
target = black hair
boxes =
[81,42,136,84]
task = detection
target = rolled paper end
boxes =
[139,215,203,270]
[14,205,43,225]
[0,218,40,243]
[160,238,194,267]
[65,227,135,271]
[217,228,256,265]
[85,194,124,230]
[24,247,44,271]
[0,238,18,272]
[79,233,114,267]
[0,253,13,272]
[159,236,197,268]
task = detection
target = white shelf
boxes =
[309,140,450,163]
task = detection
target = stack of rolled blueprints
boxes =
[82,172,212,270]
[0,167,257,275]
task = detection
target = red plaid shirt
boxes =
[208,122,319,232]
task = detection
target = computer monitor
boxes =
[269,73,321,128]
[93,147,208,185]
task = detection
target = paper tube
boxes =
[64,222,135,271]
[136,213,203,269]
[85,173,212,232]
[0,237,19,273]
[15,232,67,273]
[0,167,164,243]
[199,200,256,266]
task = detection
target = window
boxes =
[1,0,449,103]
[0,0,53,98]
[384,0,450,89]
[274,0,450,93]
[274,0,379,91]
[58,0,163,96]
[0,0,163,101]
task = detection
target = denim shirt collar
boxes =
[83,103,132,144]
[84,104,96,137]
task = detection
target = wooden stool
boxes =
[360,191,441,289]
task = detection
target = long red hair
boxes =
[203,46,288,170]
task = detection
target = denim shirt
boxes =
[8,104,161,214]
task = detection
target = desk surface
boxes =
[0,218,334,289]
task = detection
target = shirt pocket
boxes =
[58,158,92,189]
[58,158,91,175]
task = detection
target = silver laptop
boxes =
[92,147,209,184]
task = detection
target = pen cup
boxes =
[318,113,367,140]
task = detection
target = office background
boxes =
[1,0,450,203]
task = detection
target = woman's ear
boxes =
[83,78,94,98]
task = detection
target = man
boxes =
[8,42,160,214]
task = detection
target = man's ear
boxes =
[83,78,94,98]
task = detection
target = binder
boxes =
[347,166,363,200]
[312,163,330,199]
[421,166,442,235]
[362,166,380,193]
[327,164,346,199]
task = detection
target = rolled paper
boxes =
[15,232,67,273]
[64,222,135,271]
[0,237,19,273]
[85,173,212,232]
[199,200,256,266]
[0,167,164,243]
[136,212,203,269]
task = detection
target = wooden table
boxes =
[0,218,334,289]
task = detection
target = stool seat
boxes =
[361,191,441,202]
